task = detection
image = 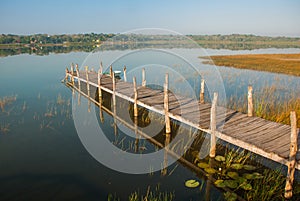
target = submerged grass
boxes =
[201,53,300,76]
[0,95,17,112]
[108,185,175,201]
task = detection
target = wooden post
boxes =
[134,116,139,153]
[71,64,74,86]
[164,73,171,134]
[78,92,81,106]
[75,64,80,90]
[248,85,253,117]
[284,111,298,199]
[113,96,118,136]
[123,65,127,82]
[210,92,218,158]
[112,72,116,108]
[99,61,103,75]
[133,76,138,117]
[200,79,205,104]
[142,68,146,87]
[98,68,102,102]
[110,65,113,77]
[162,133,170,176]
[65,67,69,81]
[85,66,90,96]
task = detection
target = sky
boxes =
[0,0,299,36]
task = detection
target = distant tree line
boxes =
[1,33,299,45]
[0,33,115,45]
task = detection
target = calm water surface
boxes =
[0,48,299,200]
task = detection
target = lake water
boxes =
[0,48,300,200]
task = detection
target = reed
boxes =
[201,53,300,76]
[227,85,300,127]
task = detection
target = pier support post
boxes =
[71,63,75,86]
[142,68,146,87]
[123,65,127,82]
[98,68,102,102]
[85,66,90,97]
[112,72,116,108]
[210,92,218,158]
[75,64,80,90]
[248,85,253,117]
[133,76,138,117]
[164,73,171,134]
[284,111,298,199]
[100,61,103,75]
[65,67,69,81]
[200,79,205,104]
[110,65,113,77]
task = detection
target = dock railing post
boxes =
[142,68,146,87]
[98,68,102,102]
[85,66,90,96]
[133,76,138,117]
[123,65,127,82]
[248,85,253,117]
[110,65,113,77]
[164,73,171,134]
[112,72,116,108]
[284,111,298,199]
[200,79,205,104]
[71,63,75,86]
[75,64,80,90]
[210,92,218,158]
[100,61,103,75]
[65,67,69,81]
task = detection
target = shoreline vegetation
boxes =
[200,53,300,76]
[0,33,300,57]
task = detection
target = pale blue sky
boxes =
[0,0,299,36]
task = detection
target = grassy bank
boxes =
[201,53,300,76]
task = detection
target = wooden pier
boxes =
[64,64,299,198]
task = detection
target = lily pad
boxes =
[204,167,217,174]
[224,192,238,201]
[185,179,200,188]
[243,164,257,171]
[227,172,239,179]
[214,180,226,188]
[231,163,243,170]
[243,173,253,180]
[224,180,239,189]
[198,162,209,169]
[215,155,225,162]
[235,176,247,185]
[240,183,252,191]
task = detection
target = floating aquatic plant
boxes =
[185,179,200,188]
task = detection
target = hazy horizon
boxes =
[0,0,299,37]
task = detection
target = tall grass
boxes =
[227,85,300,127]
[202,53,300,76]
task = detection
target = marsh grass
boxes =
[201,53,300,76]
[227,85,300,127]
[108,185,175,201]
[245,169,285,201]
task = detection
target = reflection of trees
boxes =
[0,33,300,57]
[1,41,299,57]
